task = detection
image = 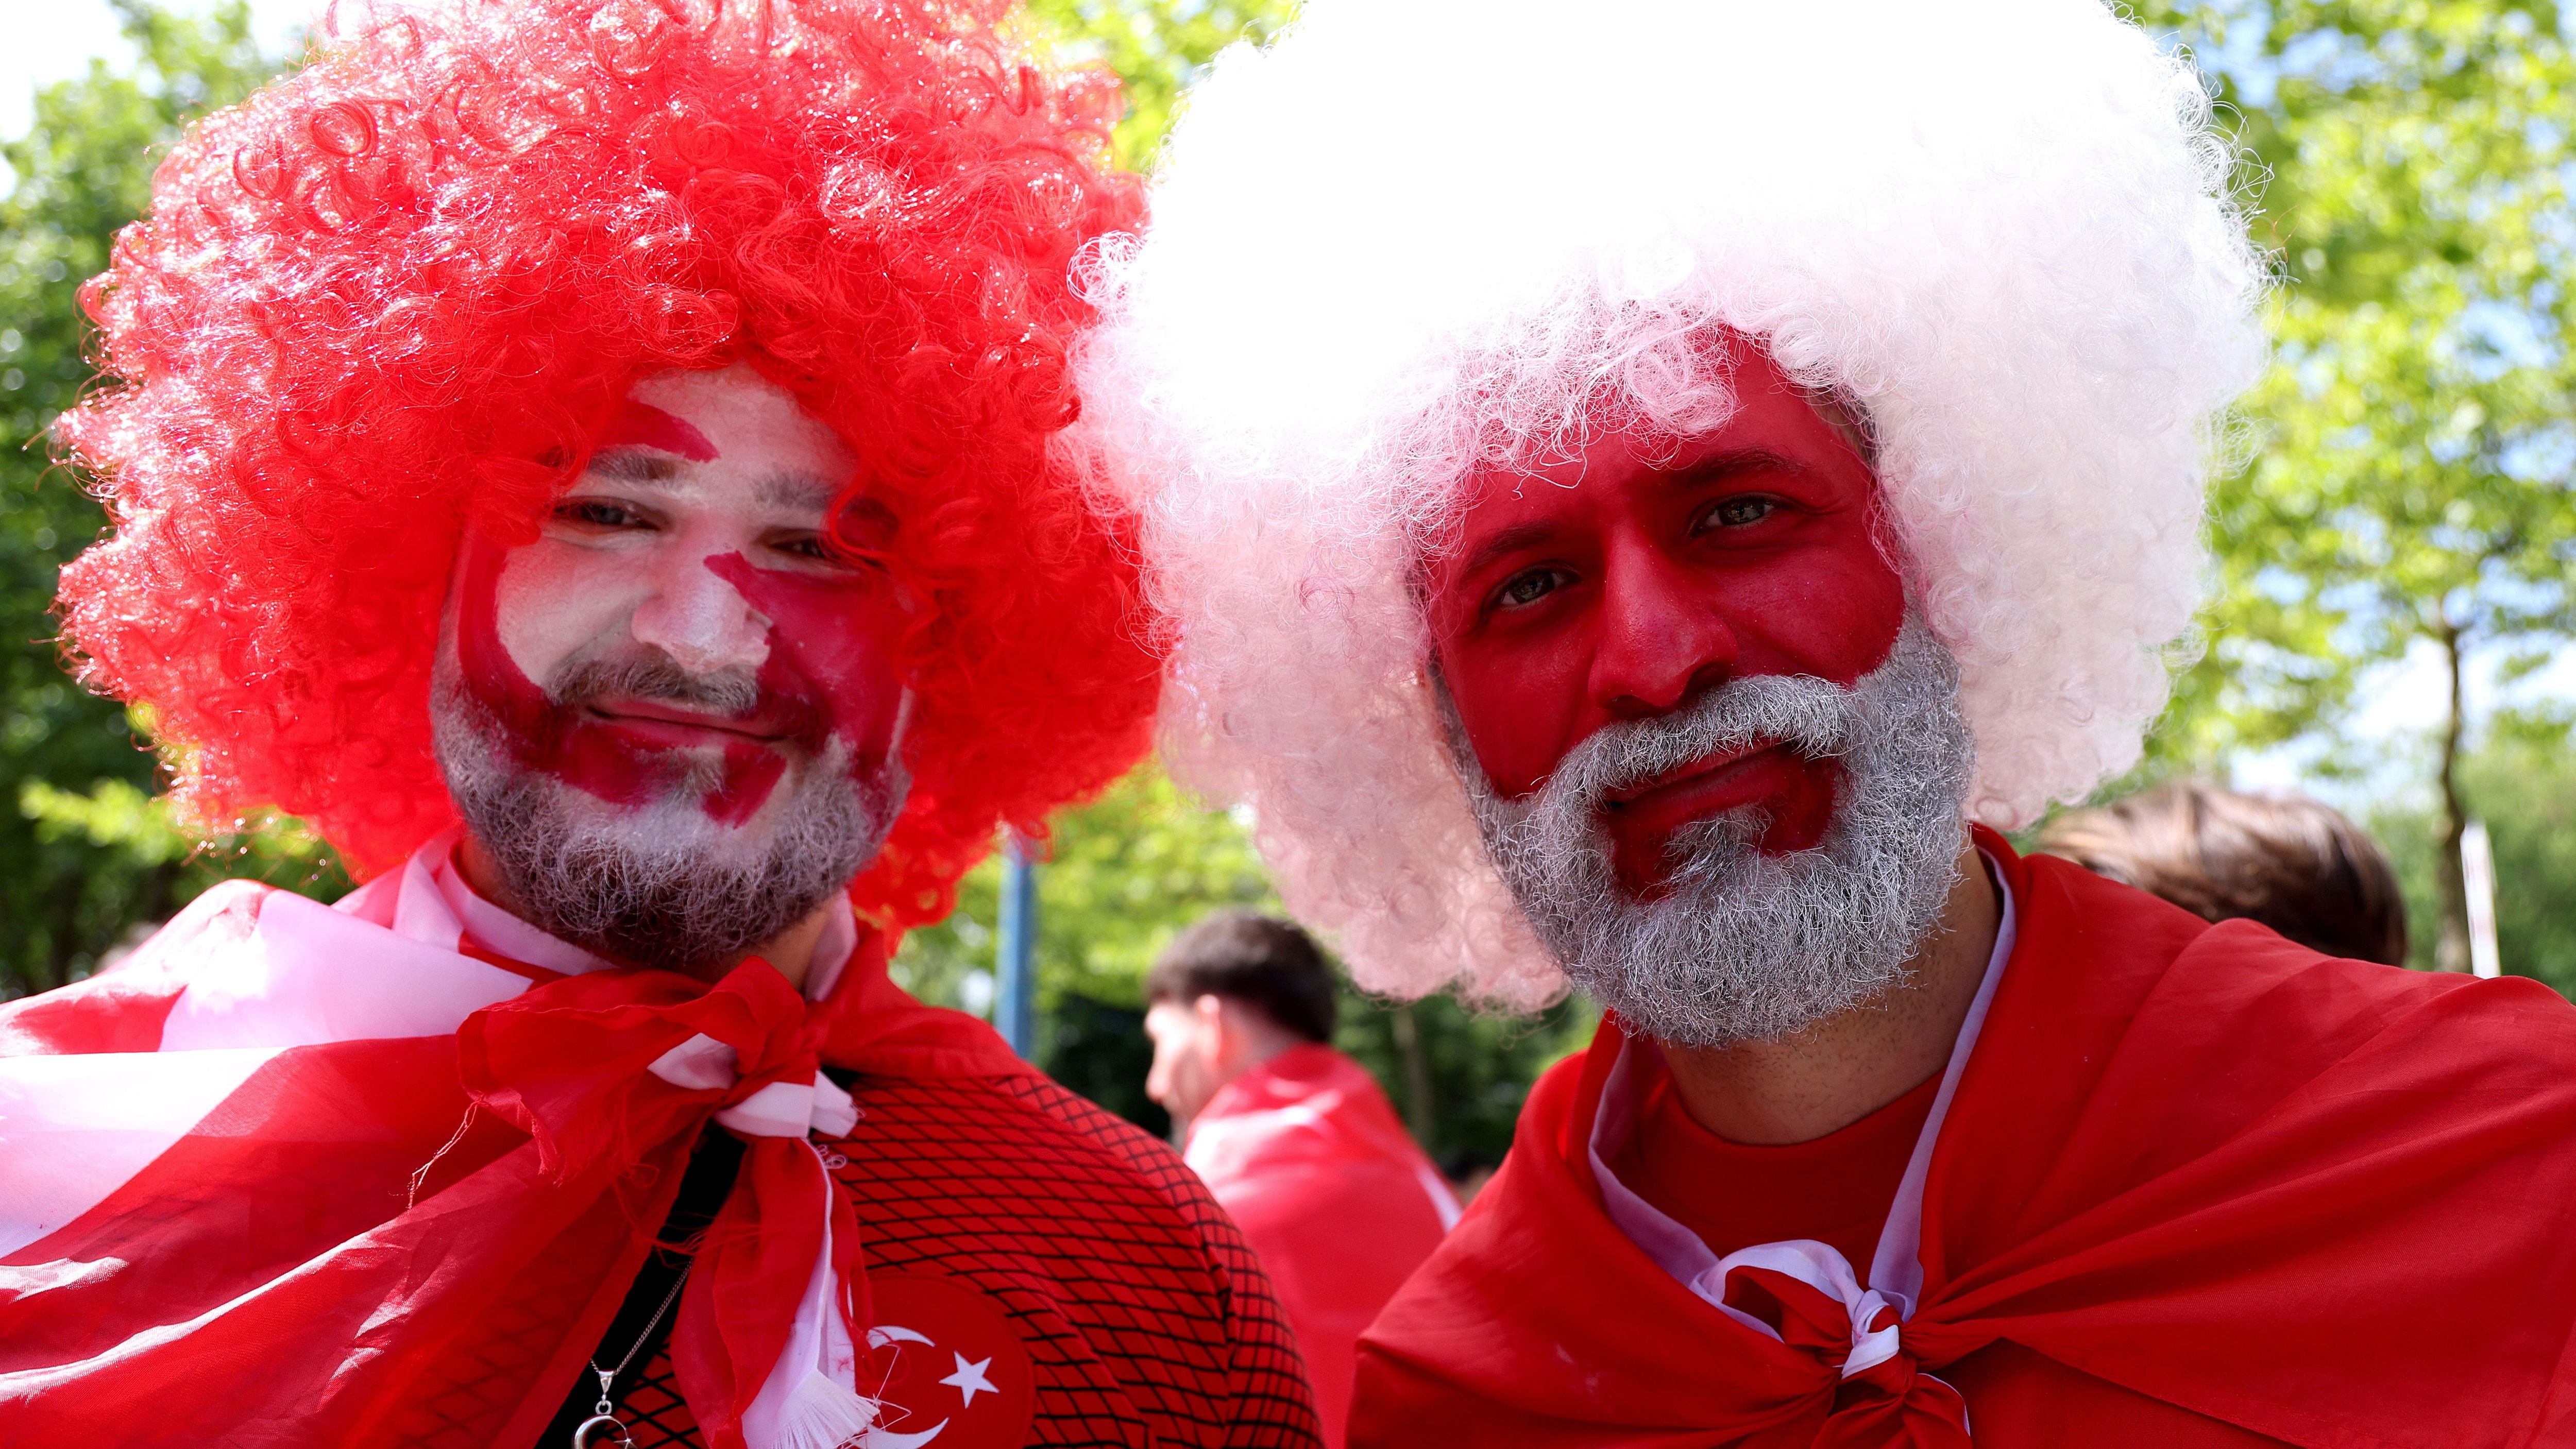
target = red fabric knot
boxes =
[1717,1255,1971,1449]
[456,959,870,1449]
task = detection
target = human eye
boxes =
[552,497,653,531]
[1694,495,1781,532]
[1487,566,1574,613]
[767,530,886,575]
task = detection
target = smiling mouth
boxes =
[1601,741,1794,812]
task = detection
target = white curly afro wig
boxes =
[1075,0,2267,1009]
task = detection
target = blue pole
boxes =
[995,829,1039,1059]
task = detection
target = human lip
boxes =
[1601,741,1790,811]
[584,697,792,744]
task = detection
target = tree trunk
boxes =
[2434,618,2473,973]
[1389,1001,1438,1150]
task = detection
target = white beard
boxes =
[430,663,909,977]
[1453,615,1976,1047]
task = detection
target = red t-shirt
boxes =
[1603,1051,1941,1272]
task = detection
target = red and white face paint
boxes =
[1421,349,1906,896]
[444,365,910,832]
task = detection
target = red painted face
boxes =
[1422,348,1905,892]
[444,365,910,829]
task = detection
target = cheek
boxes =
[1732,539,1906,687]
[1433,632,1591,802]
[702,554,909,773]
[480,537,638,688]
[453,534,548,724]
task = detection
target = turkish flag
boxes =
[857,1274,1035,1449]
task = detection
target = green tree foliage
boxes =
[2137,1,2576,971]
[887,0,1602,1158]
[0,2,326,1000]
[1022,0,1299,169]
[2369,708,2576,991]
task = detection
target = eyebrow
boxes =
[585,447,679,483]
[1662,447,1808,488]
[1448,449,1808,581]
[757,469,843,515]
[1454,519,1565,583]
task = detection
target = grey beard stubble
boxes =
[430,670,908,977]
[1454,616,1979,1047]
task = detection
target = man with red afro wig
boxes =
[0,3,1319,1447]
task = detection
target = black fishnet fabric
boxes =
[597,1071,1321,1449]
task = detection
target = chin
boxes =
[437,700,910,972]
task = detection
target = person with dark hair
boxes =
[1145,911,1458,1447]
[0,4,1322,1446]
[2038,781,2411,966]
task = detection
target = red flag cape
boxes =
[1185,1043,1458,1444]
[1353,838,2576,1448]
[0,871,1028,1449]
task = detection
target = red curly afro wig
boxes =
[56,0,1158,927]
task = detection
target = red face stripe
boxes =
[701,550,908,783]
[599,400,719,462]
[453,535,888,826]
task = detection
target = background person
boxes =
[1145,911,1459,1447]
[2039,780,2410,965]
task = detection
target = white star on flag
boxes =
[940,1352,997,1409]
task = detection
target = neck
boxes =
[454,831,834,992]
[1658,834,1999,1146]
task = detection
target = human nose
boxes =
[1586,544,1738,718]
[629,551,772,674]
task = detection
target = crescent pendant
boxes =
[860,1418,951,1448]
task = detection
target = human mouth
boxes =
[1594,739,1843,889]
[1603,741,1790,811]
[584,696,795,746]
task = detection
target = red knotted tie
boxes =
[457,958,871,1449]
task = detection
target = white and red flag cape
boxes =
[0,833,1032,1448]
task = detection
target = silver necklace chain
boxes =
[571,1264,690,1449]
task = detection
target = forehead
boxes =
[602,365,855,508]
[1447,355,1868,528]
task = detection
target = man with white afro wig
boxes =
[1081,0,2576,1442]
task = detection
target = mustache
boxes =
[550,654,767,719]
[1539,671,1861,808]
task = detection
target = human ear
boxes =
[1193,993,1233,1069]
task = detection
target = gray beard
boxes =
[1454,616,1977,1047]
[430,667,909,978]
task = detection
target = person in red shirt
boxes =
[1075,0,2576,1443]
[0,4,1320,1446]
[1144,912,1459,1447]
